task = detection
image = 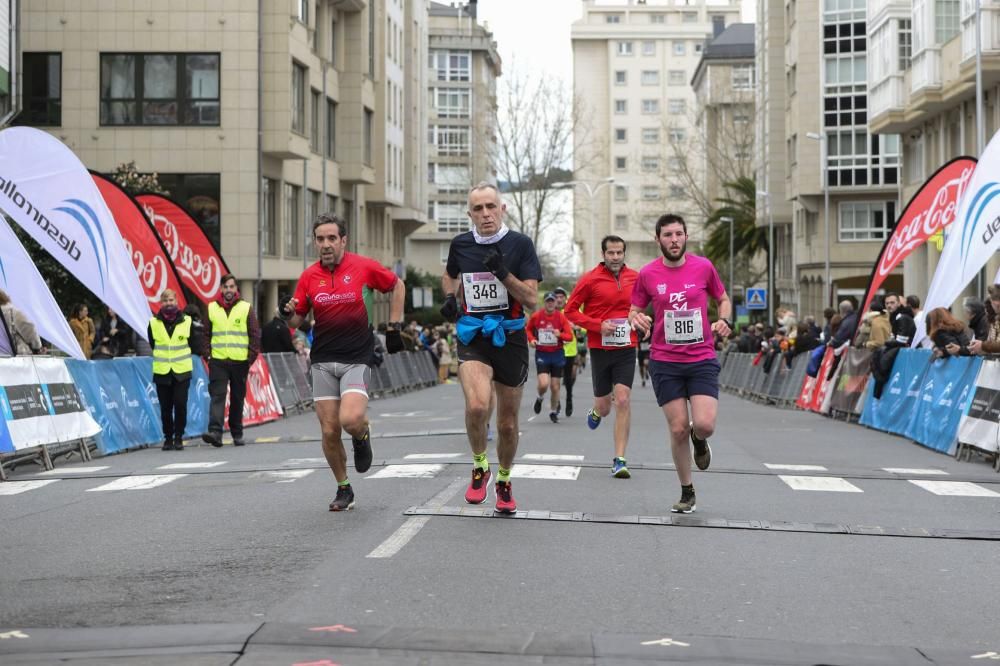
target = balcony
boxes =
[911,47,943,95]
[962,1,1000,62]
[869,74,909,131]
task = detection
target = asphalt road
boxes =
[1,363,999,665]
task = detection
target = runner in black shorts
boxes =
[552,287,580,416]
[441,182,542,514]
[637,336,651,387]
[629,214,732,514]
[565,235,641,479]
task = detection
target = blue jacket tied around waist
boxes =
[456,314,526,348]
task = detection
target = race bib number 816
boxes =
[664,309,703,345]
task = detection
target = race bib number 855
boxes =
[462,272,509,313]
[664,309,703,345]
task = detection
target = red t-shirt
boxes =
[293,253,398,364]
[526,309,574,352]
[564,263,639,350]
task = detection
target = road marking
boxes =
[404,453,463,460]
[778,475,863,492]
[764,463,828,471]
[641,638,690,647]
[87,475,188,492]
[0,480,59,496]
[0,630,29,639]
[909,480,1000,497]
[157,462,227,470]
[367,464,445,479]
[972,651,1000,660]
[521,453,585,461]
[367,477,465,559]
[309,625,357,633]
[282,458,327,466]
[511,464,580,480]
[883,467,948,475]
[37,466,109,475]
[254,436,281,443]
[249,470,315,483]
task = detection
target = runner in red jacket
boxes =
[564,235,641,478]
[526,292,574,423]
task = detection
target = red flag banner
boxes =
[136,193,229,304]
[91,173,187,313]
[856,157,977,329]
[222,357,283,428]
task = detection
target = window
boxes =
[614,70,627,85]
[935,0,960,43]
[642,127,660,143]
[651,13,665,24]
[615,156,627,171]
[839,201,896,241]
[733,109,750,123]
[363,107,373,164]
[326,99,337,159]
[155,173,222,247]
[310,89,321,152]
[368,4,375,76]
[668,99,686,114]
[330,17,338,66]
[21,53,61,126]
[433,164,470,192]
[642,41,656,56]
[668,70,686,86]
[262,178,278,256]
[284,183,301,257]
[694,43,703,54]
[430,49,470,81]
[683,12,697,23]
[100,53,220,126]
[435,88,470,118]
[614,214,628,230]
[642,99,659,114]
[669,185,685,198]
[787,133,797,166]
[306,190,320,259]
[605,14,622,23]
[712,15,726,33]
[617,41,634,56]
[898,19,912,69]
[668,156,685,171]
[291,62,306,133]
[673,41,686,56]
[732,64,755,89]
[787,65,797,95]
[669,127,686,142]
[641,156,659,172]
[614,185,628,201]
[642,186,660,201]
[641,70,660,85]
[297,0,308,24]
[614,128,627,142]
[429,125,470,155]
[614,99,627,114]
[431,202,468,233]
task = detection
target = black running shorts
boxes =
[457,329,529,387]
[589,346,637,397]
[648,358,720,406]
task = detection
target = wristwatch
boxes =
[387,321,403,331]
[720,318,733,329]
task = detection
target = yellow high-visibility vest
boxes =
[208,301,251,361]
[150,316,193,375]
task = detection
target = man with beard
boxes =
[281,213,406,511]
[565,235,641,479]
[629,214,732,513]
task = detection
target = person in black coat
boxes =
[261,309,295,353]
[964,299,989,341]
[95,307,133,358]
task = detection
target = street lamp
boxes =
[719,216,734,299]
[756,189,775,326]
[806,131,832,309]
[553,177,616,268]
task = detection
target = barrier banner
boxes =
[0,357,99,450]
[92,173,187,313]
[222,356,282,429]
[0,127,151,338]
[805,347,837,412]
[904,355,981,454]
[0,405,12,453]
[860,348,931,435]
[957,358,1000,454]
[828,348,872,415]
[136,193,229,304]
[795,347,833,409]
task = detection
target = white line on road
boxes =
[87,475,189,492]
[282,458,327,466]
[248,470,316,483]
[883,468,948,476]
[37,467,109,475]
[778,475,863,492]
[764,464,828,471]
[0,480,59,495]
[521,454,585,462]
[157,462,228,470]
[404,453,463,460]
[511,464,581,480]
[367,477,466,559]
[367,464,445,479]
[909,480,1000,497]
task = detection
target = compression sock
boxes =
[497,467,512,483]
[473,451,489,471]
[338,478,351,487]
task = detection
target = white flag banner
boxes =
[0,216,85,359]
[0,127,151,338]
[917,129,1000,347]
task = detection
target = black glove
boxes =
[278,295,294,321]
[385,329,404,354]
[440,294,459,322]
[482,246,510,281]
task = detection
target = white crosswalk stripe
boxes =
[521,454,585,462]
[403,453,463,460]
[0,480,59,495]
[778,475,863,493]
[248,470,315,483]
[765,464,828,471]
[883,468,948,476]
[37,466,109,475]
[908,480,1000,497]
[511,464,581,480]
[87,475,188,492]
[367,464,445,479]
[157,462,227,470]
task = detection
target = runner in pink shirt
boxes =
[628,214,732,514]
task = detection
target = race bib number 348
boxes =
[462,272,509,313]
[664,309,703,345]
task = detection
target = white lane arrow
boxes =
[641,638,690,647]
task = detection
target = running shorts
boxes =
[648,358,720,406]
[457,328,529,388]
[535,349,567,374]
[312,362,371,401]
[589,346,637,396]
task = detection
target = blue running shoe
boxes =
[611,457,630,479]
[587,408,602,430]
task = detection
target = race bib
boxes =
[601,318,631,346]
[462,272,509,313]
[538,328,558,346]
[664,309,704,345]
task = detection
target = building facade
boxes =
[571,0,742,271]
[17,0,429,321]
[406,0,500,277]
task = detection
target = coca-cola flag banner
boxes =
[91,173,187,313]
[136,193,229,304]
[0,127,151,338]
[856,156,977,341]
[918,131,1000,347]
[0,217,86,359]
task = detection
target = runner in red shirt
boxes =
[526,292,574,423]
[565,235,641,479]
[282,213,405,512]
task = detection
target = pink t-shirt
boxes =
[631,254,725,364]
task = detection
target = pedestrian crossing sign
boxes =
[746,288,767,310]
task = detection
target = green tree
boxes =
[701,177,769,296]
[111,161,170,195]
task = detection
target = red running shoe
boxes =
[495,481,517,514]
[465,467,491,504]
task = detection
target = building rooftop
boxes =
[701,22,755,59]
[430,1,476,18]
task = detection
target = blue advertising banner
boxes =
[0,393,13,453]
[860,349,932,435]
[903,354,982,454]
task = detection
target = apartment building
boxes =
[407,0,501,276]
[571,0,742,271]
[758,0,902,320]
[868,0,1000,301]
[17,0,428,321]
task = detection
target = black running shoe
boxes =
[202,432,223,448]
[566,396,574,417]
[690,422,712,471]
[161,440,174,451]
[352,427,373,473]
[671,486,696,514]
[533,396,543,414]
[549,411,559,423]
[329,484,355,511]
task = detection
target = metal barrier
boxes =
[721,349,814,409]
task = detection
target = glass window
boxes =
[154,173,222,248]
[614,185,628,201]
[683,12,697,23]
[306,190,320,259]
[297,0,308,24]
[641,70,660,85]
[839,201,895,241]
[100,53,220,126]
[615,156,627,170]
[291,62,306,133]
[20,53,61,126]
[642,41,656,56]
[614,70,627,85]
[262,178,278,256]
[431,202,468,233]
[433,164,470,192]
[935,0,960,43]
[642,99,659,114]
[614,128,627,142]
[642,127,660,143]
[614,214,628,230]
[732,64,755,89]
[669,185,686,198]
[669,127,686,142]
[364,108,374,164]
[642,186,660,200]
[614,99,627,114]
[330,17,338,65]
[668,99,686,114]
[694,42,704,54]
[616,41,634,56]
[284,183,301,257]
[430,49,470,81]
[310,89,321,152]
[641,156,659,172]
[606,14,622,23]
[430,125,470,156]
[326,99,337,159]
[898,19,912,69]
[668,70,686,85]
[673,41,686,56]
[435,88,470,117]
[651,14,666,24]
